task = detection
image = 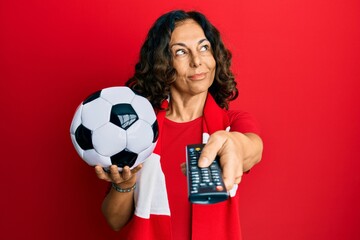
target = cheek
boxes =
[209,58,216,82]
[173,61,187,76]
[203,54,216,71]
[210,57,216,70]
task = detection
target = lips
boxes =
[189,72,207,80]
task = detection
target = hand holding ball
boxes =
[70,87,158,171]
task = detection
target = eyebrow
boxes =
[170,38,209,49]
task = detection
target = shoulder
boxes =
[226,110,261,135]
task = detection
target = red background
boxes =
[1,0,359,239]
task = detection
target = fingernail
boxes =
[199,157,209,167]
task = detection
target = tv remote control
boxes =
[186,144,229,204]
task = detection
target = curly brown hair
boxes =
[126,10,238,110]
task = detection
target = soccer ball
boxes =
[70,86,158,171]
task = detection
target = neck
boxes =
[166,91,208,122]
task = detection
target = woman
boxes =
[95,10,263,240]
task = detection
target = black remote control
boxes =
[186,144,229,204]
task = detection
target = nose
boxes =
[190,53,201,68]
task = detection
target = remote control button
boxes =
[216,186,224,191]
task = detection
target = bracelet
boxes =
[111,182,136,193]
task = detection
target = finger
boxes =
[234,176,242,185]
[180,162,187,176]
[121,166,132,181]
[95,166,112,182]
[198,134,225,168]
[221,160,237,191]
[131,164,143,175]
[222,165,243,190]
[110,165,122,183]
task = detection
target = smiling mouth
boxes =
[189,73,207,80]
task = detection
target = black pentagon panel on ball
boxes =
[111,150,138,168]
[110,104,138,130]
[83,90,102,105]
[75,124,94,150]
[152,120,159,143]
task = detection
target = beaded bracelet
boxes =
[111,182,136,193]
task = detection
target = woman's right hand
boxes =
[95,164,143,188]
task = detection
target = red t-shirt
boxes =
[160,110,260,240]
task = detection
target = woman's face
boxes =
[169,19,216,97]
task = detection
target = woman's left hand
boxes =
[198,131,263,191]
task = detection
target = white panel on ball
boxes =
[83,149,112,167]
[134,143,156,167]
[70,104,83,134]
[131,95,156,125]
[82,98,112,130]
[126,119,153,153]
[92,122,127,156]
[101,87,135,105]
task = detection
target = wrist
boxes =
[112,182,136,193]
[114,176,136,188]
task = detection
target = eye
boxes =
[200,44,210,52]
[175,49,186,56]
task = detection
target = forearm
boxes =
[101,180,136,231]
